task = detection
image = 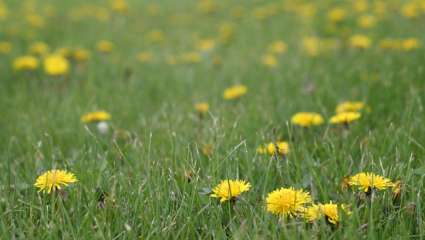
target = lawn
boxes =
[1,0,425,239]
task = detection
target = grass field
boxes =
[1,0,425,239]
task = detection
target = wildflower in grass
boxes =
[43,54,70,76]
[13,56,39,71]
[348,172,394,193]
[353,0,368,13]
[327,7,346,23]
[303,37,320,56]
[197,39,215,52]
[268,41,287,54]
[211,179,251,203]
[0,41,12,54]
[0,3,8,20]
[81,111,111,123]
[180,52,201,64]
[112,0,128,14]
[223,84,247,100]
[329,112,361,125]
[56,47,72,59]
[261,54,278,68]
[137,52,153,63]
[401,3,419,18]
[349,35,371,49]
[336,101,366,113]
[73,48,91,62]
[357,15,376,29]
[201,144,214,157]
[29,41,49,56]
[266,187,312,217]
[379,38,401,50]
[304,202,351,225]
[402,38,420,51]
[291,112,324,127]
[26,14,45,28]
[198,0,218,14]
[146,30,165,44]
[194,102,209,115]
[392,181,402,201]
[34,169,78,193]
[266,141,289,156]
[96,40,114,53]
[218,23,234,43]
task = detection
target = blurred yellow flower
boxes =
[96,40,114,53]
[329,112,361,125]
[402,38,420,51]
[348,172,394,193]
[111,0,128,14]
[266,187,311,217]
[13,56,39,71]
[0,41,12,54]
[336,101,365,113]
[73,48,91,62]
[211,179,251,203]
[353,0,368,13]
[379,38,401,50]
[357,15,376,29]
[43,55,70,76]
[26,14,45,28]
[81,111,111,123]
[0,3,8,20]
[401,3,419,18]
[194,102,209,114]
[266,141,289,156]
[261,54,278,68]
[198,0,218,14]
[268,40,287,54]
[291,112,324,127]
[303,37,320,56]
[181,52,202,64]
[218,23,234,43]
[29,41,49,56]
[223,84,247,100]
[137,52,153,63]
[197,39,215,52]
[328,7,347,23]
[146,30,165,44]
[34,169,78,193]
[349,35,371,49]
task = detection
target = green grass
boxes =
[1,0,425,239]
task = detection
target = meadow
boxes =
[1,0,425,239]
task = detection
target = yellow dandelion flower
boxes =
[43,54,70,76]
[291,112,324,127]
[96,40,114,53]
[194,102,209,114]
[112,0,128,14]
[13,56,39,71]
[81,111,111,123]
[402,38,420,51]
[211,180,251,203]
[349,35,371,49]
[29,41,49,56]
[336,101,365,113]
[137,52,153,63]
[73,48,91,62]
[197,39,215,52]
[329,112,361,125]
[328,8,346,23]
[348,172,394,192]
[304,202,351,225]
[34,169,78,193]
[261,54,278,68]
[266,141,289,156]
[401,3,419,18]
[223,84,248,100]
[266,187,312,217]
[0,41,12,54]
[303,37,320,57]
[357,15,376,29]
[379,38,401,50]
[268,41,287,54]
